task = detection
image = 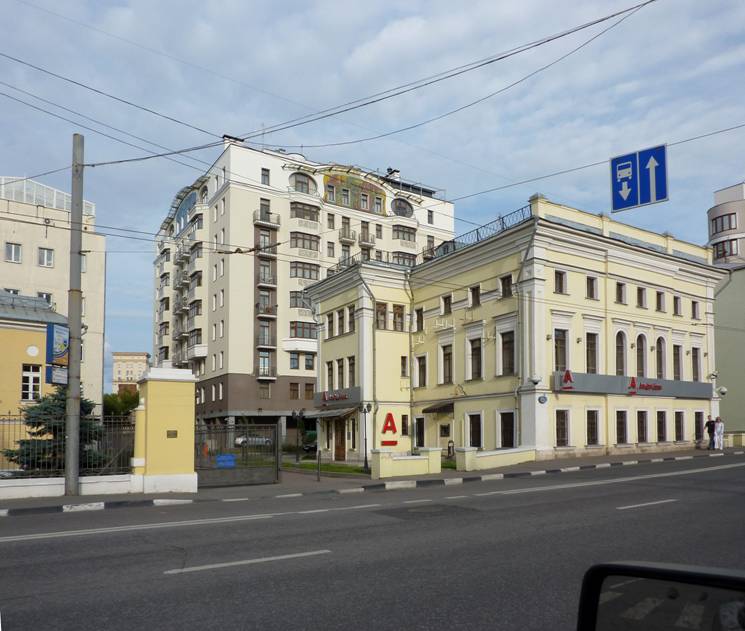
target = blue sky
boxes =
[1,0,744,389]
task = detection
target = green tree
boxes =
[103,390,139,416]
[2,386,105,473]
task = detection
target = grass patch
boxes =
[441,459,457,470]
[286,462,367,475]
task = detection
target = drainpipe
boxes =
[358,271,378,454]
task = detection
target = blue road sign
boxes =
[610,145,668,213]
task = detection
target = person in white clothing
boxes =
[714,416,725,451]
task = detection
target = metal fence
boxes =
[0,415,135,479]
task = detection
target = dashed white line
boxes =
[444,495,469,500]
[275,493,303,498]
[599,591,623,604]
[329,504,381,511]
[222,498,251,503]
[616,499,677,511]
[403,499,433,504]
[297,509,329,514]
[164,549,331,575]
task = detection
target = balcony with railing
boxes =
[256,242,278,258]
[187,343,208,360]
[255,332,277,348]
[176,270,189,287]
[359,231,376,247]
[256,304,278,318]
[256,273,277,288]
[339,227,356,245]
[253,209,281,229]
[176,243,190,262]
[256,365,277,380]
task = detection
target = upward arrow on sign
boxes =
[645,156,659,202]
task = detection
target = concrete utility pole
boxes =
[65,133,84,496]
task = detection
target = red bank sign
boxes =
[552,371,711,399]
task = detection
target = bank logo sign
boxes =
[554,370,711,399]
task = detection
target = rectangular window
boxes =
[326,313,335,338]
[376,224,382,239]
[392,225,416,241]
[586,332,598,374]
[337,359,345,389]
[305,353,314,370]
[656,291,665,312]
[442,295,452,315]
[327,241,335,258]
[711,213,737,235]
[657,411,667,442]
[374,197,382,213]
[500,275,513,298]
[691,347,700,382]
[615,282,626,304]
[616,411,627,444]
[415,308,424,332]
[348,306,355,332]
[556,410,569,447]
[616,332,626,376]
[327,213,335,229]
[38,247,54,267]
[5,242,21,263]
[695,411,704,442]
[401,415,409,437]
[348,356,355,387]
[326,185,335,202]
[501,331,515,375]
[341,244,350,261]
[401,356,408,378]
[341,188,350,205]
[37,292,52,305]
[442,345,453,384]
[326,361,334,390]
[303,383,314,400]
[393,305,404,331]
[417,356,427,388]
[675,411,684,441]
[290,383,299,400]
[691,301,700,320]
[21,364,41,401]
[714,239,739,259]
[290,262,319,279]
[290,352,299,370]
[673,296,682,316]
[427,210,434,224]
[261,168,270,185]
[376,303,387,329]
[259,383,271,399]
[290,321,317,339]
[586,410,599,446]
[637,411,648,443]
[470,338,482,380]
[290,232,319,251]
[337,309,345,335]
[637,287,647,308]
[470,286,481,307]
[289,291,306,308]
[554,329,567,372]
[586,276,597,300]
[555,271,567,294]
[360,193,368,210]
[673,345,682,380]
[290,203,319,222]
[469,413,482,448]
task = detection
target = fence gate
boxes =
[194,422,278,487]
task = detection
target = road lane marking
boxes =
[275,493,302,498]
[222,498,250,503]
[599,591,623,604]
[445,495,469,500]
[616,499,677,510]
[164,549,331,575]
[675,603,705,629]
[621,597,664,620]
[403,499,432,504]
[328,504,381,511]
[297,509,329,514]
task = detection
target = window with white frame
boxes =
[5,242,21,263]
[556,409,569,447]
[554,270,567,294]
[500,330,515,376]
[616,410,628,444]
[586,410,599,445]
[615,331,627,376]
[38,247,54,267]
[440,343,453,384]
[415,355,427,388]
[637,410,648,443]
[21,364,41,401]
[466,331,483,380]
[586,332,598,374]
[586,276,598,300]
[636,334,647,377]
[675,411,685,441]
[554,329,567,372]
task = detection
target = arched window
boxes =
[656,337,666,379]
[200,187,208,203]
[615,331,626,376]
[392,198,414,218]
[290,173,317,195]
[636,334,646,377]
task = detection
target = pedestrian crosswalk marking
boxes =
[674,603,705,629]
[599,591,623,604]
[621,597,664,620]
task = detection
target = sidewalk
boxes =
[1,447,741,517]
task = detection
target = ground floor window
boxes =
[616,411,627,444]
[694,411,704,441]
[401,414,409,436]
[468,413,482,448]
[657,411,667,442]
[586,410,598,446]
[637,411,648,443]
[674,411,684,442]
[556,410,569,447]
[415,417,425,447]
[500,412,515,448]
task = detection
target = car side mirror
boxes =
[577,562,745,631]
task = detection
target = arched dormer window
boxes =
[290,172,317,195]
[200,187,208,203]
[392,198,413,218]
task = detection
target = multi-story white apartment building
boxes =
[153,140,454,437]
[112,351,150,393]
[0,177,106,409]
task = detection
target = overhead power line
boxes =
[0,50,220,138]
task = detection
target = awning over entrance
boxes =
[421,401,455,414]
[304,407,357,419]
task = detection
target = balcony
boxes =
[256,366,277,380]
[176,243,190,262]
[253,209,281,229]
[257,274,276,288]
[359,231,376,247]
[289,216,320,233]
[188,257,203,274]
[422,247,435,261]
[397,239,418,250]
[339,227,356,245]
[176,271,189,287]
[256,243,278,258]
[257,304,278,319]
[187,343,208,360]
[187,314,204,330]
[255,333,277,348]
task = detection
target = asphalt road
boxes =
[1,456,744,630]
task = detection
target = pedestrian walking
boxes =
[714,416,725,451]
[704,415,716,450]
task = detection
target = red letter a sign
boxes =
[381,413,397,434]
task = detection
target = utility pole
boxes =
[65,133,84,496]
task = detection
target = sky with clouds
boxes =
[1,0,744,389]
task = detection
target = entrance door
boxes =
[334,419,346,461]
[500,412,515,448]
[469,414,482,448]
[415,417,425,447]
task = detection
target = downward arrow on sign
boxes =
[646,156,659,202]
[619,181,632,200]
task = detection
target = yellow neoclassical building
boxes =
[306,195,725,466]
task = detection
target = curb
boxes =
[1,450,740,518]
